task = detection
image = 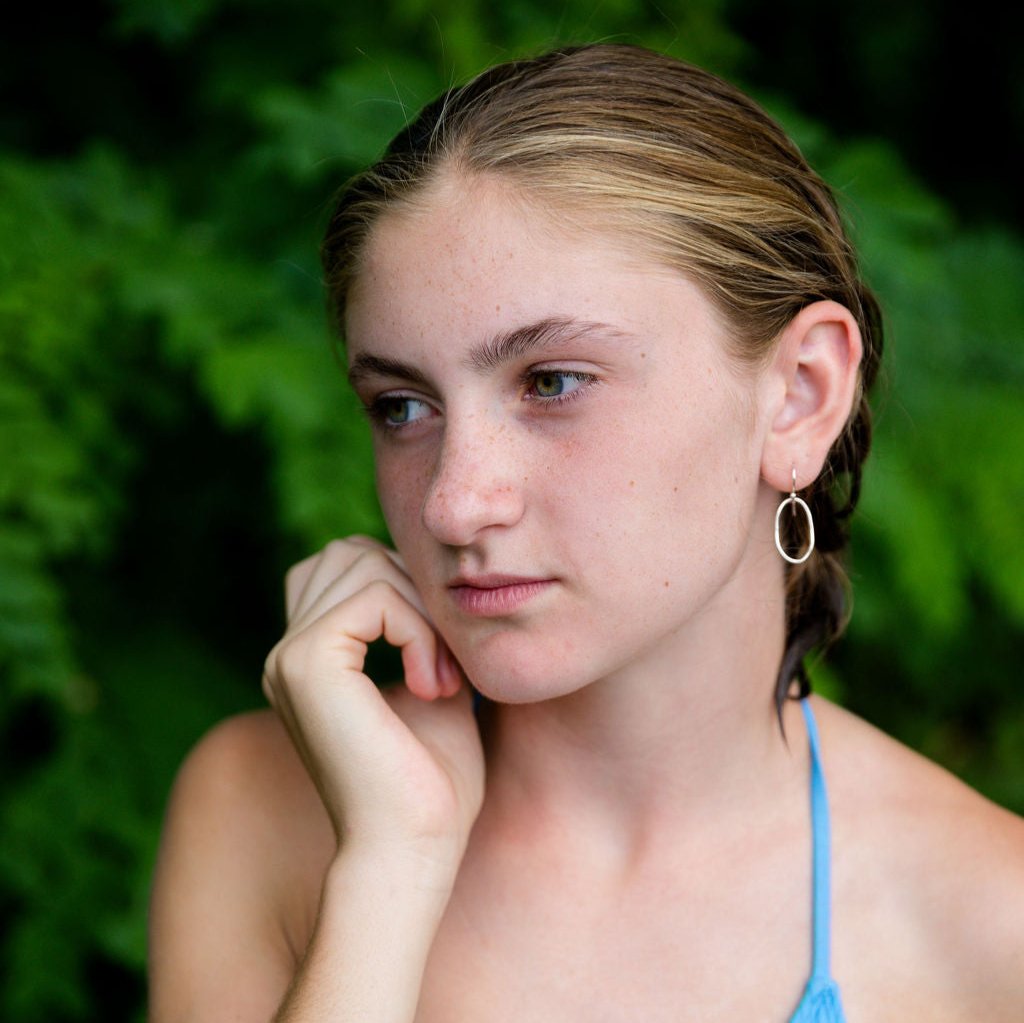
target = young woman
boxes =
[148,44,1024,1022]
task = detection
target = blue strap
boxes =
[800,698,832,981]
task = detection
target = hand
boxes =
[262,537,486,877]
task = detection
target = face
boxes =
[345,175,773,702]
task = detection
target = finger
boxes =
[331,535,404,567]
[341,536,414,586]
[351,581,440,700]
[288,544,419,622]
[356,538,411,576]
[284,549,322,621]
[287,548,429,635]
[435,643,464,698]
[288,579,444,700]
[286,538,391,622]
[286,539,366,622]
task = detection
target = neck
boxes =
[473,547,807,872]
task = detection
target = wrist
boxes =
[328,840,461,910]
[276,841,460,1021]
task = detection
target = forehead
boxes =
[344,173,725,361]
[350,175,629,307]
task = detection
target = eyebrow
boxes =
[347,354,430,389]
[348,317,628,388]
[465,317,627,371]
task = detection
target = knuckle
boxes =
[346,533,382,546]
[260,669,276,706]
[364,577,399,600]
[284,559,316,608]
[287,546,323,579]
[323,539,393,581]
[265,633,311,686]
[352,547,393,576]
[284,560,307,588]
[273,636,310,683]
[323,537,352,558]
[263,640,285,685]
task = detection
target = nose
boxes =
[421,416,525,546]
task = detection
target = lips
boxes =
[447,574,555,616]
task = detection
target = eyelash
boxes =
[521,368,597,405]
[362,369,598,431]
[361,394,432,430]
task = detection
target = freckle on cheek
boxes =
[663,580,670,588]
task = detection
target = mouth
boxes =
[447,574,555,617]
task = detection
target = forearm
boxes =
[273,847,456,1023]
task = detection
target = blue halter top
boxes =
[788,698,846,1022]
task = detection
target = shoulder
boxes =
[163,709,335,877]
[171,708,323,810]
[149,710,334,1022]
[812,697,1024,1019]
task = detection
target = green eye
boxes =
[534,372,566,397]
[528,370,592,402]
[383,397,412,424]
[369,396,433,428]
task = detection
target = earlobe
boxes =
[761,300,863,492]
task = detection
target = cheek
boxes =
[592,388,757,552]
[374,448,433,545]
[528,420,635,532]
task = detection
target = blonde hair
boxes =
[322,43,884,711]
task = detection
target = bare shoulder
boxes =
[812,697,1024,1019]
[168,708,332,837]
[149,710,334,1022]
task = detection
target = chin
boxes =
[450,634,595,705]
[466,674,582,705]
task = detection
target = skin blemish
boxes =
[663,580,670,588]
[629,480,635,487]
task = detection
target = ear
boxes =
[760,300,863,492]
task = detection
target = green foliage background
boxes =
[1,0,1021,1018]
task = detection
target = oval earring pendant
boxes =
[774,494,815,564]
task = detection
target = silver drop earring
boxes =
[774,468,815,565]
